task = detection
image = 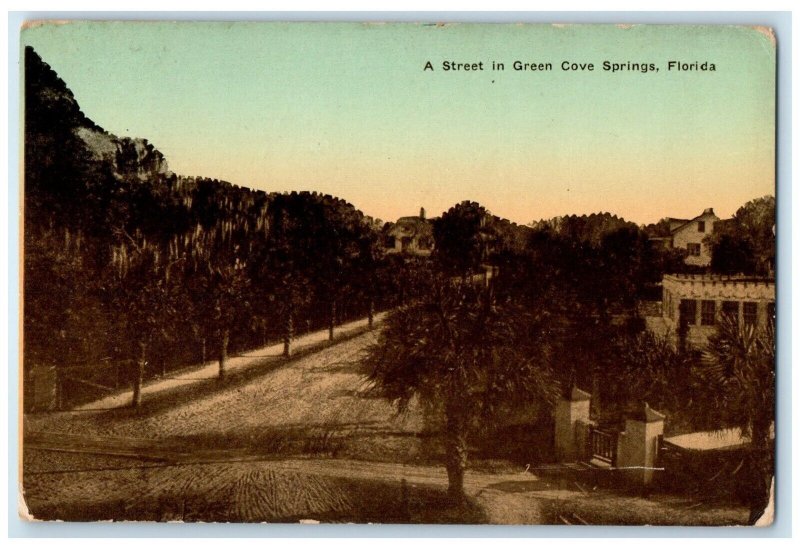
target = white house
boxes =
[650,208,721,267]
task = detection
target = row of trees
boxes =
[24,47,417,409]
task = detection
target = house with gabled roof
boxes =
[383,207,434,256]
[649,208,721,267]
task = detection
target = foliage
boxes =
[600,330,694,423]
[432,201,495,277]
[710,233,756,275]
[23,47,394,407]
[490,222,696,419]
[708,196,775,276]
[694,314,775,519]
[366,276,559,500]
[517,223,668,314]
[530,212,638,247]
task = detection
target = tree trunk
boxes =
[283,307,293,358]
[444,404,468,504]
[590,364,601,418]
[201,337,207,364]
[55,366,64,411]
[368,298,375,330]
[132,342,146,408]
[218,329,230,380]
[329,300,336,342]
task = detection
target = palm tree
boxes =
[698,313,775,522]
[365,276,558,503]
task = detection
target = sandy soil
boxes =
[26,326,428,463]
[22,318,750,525]
[22,449,747,525]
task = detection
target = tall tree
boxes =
[181,221,252,381]
[366,277,558,502]
[598,329,694,423]
[710,233,756,275]
[433,201,495,278]
[709,196,775,276]
[696,314,775,522]
[106,231,180,407]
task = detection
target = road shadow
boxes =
[58,326,379,422]
[484,479,553,493]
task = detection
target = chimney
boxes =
[420,207,426,220]
[703,207,715,215]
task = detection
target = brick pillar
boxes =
[554,387,592,461]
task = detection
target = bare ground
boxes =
[22,327,750,525]
[26,328,428,463]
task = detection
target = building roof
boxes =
[669,208,718,234]
[665,428,749,451]
[666,217,690,225]
[663,273,775,284]
[385,215,434,242]
[662,273,775,300]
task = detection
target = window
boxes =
[679,299,697,326]
[697,221,705,232]
[721,301,739,322]
[743,302,758,326]
[687,243,701,256]
[701,300,716,326]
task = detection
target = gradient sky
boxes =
[21,22,775,225]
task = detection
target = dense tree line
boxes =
[708,195,775,276]
[23,47,404,409]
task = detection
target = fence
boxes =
[587,427,617,466]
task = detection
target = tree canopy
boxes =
[366,276,559,500]
[709,196,775,276]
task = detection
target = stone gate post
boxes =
[616,402,665,486]
[554,387,591,461]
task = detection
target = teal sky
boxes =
[21,22,775,225]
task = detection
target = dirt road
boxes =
[25,325,426,463]
[22,316,749,525]
[69,312,388,412]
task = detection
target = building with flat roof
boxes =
[648,274,775,350]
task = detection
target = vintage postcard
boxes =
[20,21,776,526]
